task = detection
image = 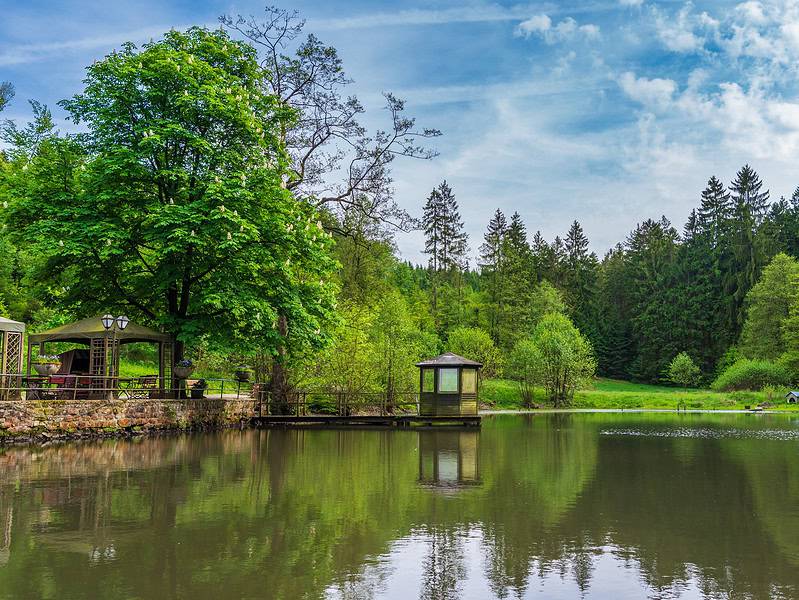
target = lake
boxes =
[1,412,799,599]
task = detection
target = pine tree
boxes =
[530,231,553,283]
[500,212,534,348]
[728,165,771,333]
[625,217,681,382]
[563,220,599,343]
[697,175,731,247]
[438,180,469,272]
[478,209,508,345]
[595,245,636,378]
[422,186,446,316]
[422,180,469,332]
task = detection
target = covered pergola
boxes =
[27,316,174,385]
[0,316,25,400]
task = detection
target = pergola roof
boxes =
[0,316,25,334]
[28,316,172,345]
[416,352,482,368]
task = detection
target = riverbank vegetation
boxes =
[2,7,799,410]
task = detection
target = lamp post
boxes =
[101,314,129,397]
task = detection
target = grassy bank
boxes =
[481,377,799,411]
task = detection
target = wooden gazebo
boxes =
[0,316,25,400]
[416,352,481,416]
[26,316,174,383]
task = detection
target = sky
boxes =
[3,0,799,263]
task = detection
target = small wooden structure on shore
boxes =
[416,352,481,416]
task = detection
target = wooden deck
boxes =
[251,414,481,428]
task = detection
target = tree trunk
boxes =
[269,314,291,414]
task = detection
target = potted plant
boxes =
[234,365,252,382]
[174,358,194,380]
[190,379,207,399]
[32,355,62,376]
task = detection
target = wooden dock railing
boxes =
[0,376,420,417]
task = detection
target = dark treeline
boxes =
[404,165,799,384]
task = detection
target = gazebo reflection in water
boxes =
[418,429,481,490]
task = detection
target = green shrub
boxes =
[666,352,701,387]
[777,351,799,385]
[711,359,790,391]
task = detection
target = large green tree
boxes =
[739,253,799,360]
[526,313,596,407]
[3,28,337,359]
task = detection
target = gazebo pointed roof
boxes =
[28,316,172,344]
[416,352,482,368]
[0,316,25,334]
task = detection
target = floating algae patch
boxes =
[600,426,799,440]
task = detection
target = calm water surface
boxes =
[2,413,799,599]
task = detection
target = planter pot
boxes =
[190,388,206,399]
[173,366,194,380]
[33,363,60,376]
[235,370,251,382]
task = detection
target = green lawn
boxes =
[481,377,798,411]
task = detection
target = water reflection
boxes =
[0,414,798,598]
[418,430,480,490]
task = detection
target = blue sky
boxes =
[4,0,799,262]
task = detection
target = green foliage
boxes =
[667,352,701,387]
[507,338,538,408]
[739,253,799,360]
[776,351,799,385]
[528,280,566,325]
[3,27,338,358]
[372,291,439,401]
[527,313,596,407]
[711,359,790,392]
[447,326,503,378]
[0,81,13,113]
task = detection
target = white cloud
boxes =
[652,3,714,53]
[313,5,544,31]
[619,0,644,6]
[516,14,552,37]
[0,23,210,67]
[515,14,601,43]
[618,72,677,109]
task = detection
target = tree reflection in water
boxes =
[0,413,798,599]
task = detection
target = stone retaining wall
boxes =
[0,397,258,441]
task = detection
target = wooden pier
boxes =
[251,414,481,428]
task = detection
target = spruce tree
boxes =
[478,209,508,345]
[728,165,771,332]
[530,231,553,283]
[422,186,446,317]
[438,180,469,272]
[501,212,534,348]
[595,246,636,378]
[422,180,469,332]
[625,218,681,382]
[563,220,599,344]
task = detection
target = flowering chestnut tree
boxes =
[3,27,337,358]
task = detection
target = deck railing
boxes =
[0,374,256,403]
[0,375,420,417]
[254,391,420,417]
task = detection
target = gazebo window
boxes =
[422,368,435,393]
[438,368,459,393]
[461,369,477,394]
